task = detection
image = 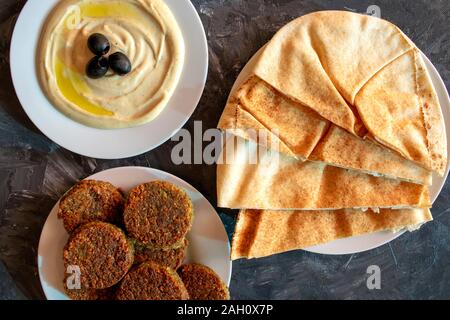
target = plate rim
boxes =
[227,48,450,255]
[37,166,232,300]
[10,0,208,159]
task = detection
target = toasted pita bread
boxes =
[217,137,431,210]
[309,125,432,185]
[253,11,413,135]
[218,76,329,160]
[218,100,298,159]
[250,11,446,174]
[356,49,447,175]
[231,208,433,259]
[220,76,432,184]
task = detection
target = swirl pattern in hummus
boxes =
[38,0,185,128]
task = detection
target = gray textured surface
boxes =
[0,0,449,300]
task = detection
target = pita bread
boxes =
[356,49,447,175]
[218,76,329,160]
[250,11,446,174]
[217,137,431,210]
[309,125,432,185]
[253,10,413,135]
[220,76,432,184]
[231,208,433,259]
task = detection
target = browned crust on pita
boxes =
[252,11,415,135]
[414,51,447,174]
[232,208,433,259]
[230,210,262,259]
[356,49,447,175]
[218,76,329,159]
[220,75,435,184]
[246,11,446,175]
[218,99,296,158]
[217,137,431,210]
[309,125,432,185]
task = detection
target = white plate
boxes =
[229,48,450,255]
[37,167,231,300]
[10,0,207,159]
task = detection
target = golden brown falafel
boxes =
[133,238,188,269]
[178,263,230,300]
[63,222,134,289]
[123,181,193,248]
[58,180,124,233]
[116,261,189,300]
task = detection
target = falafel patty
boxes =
[123,181,193,248]
[178,263,230,300]
[116,262,189,300]
[58,180,124,233]
[133,238,188,270]
[63,222,134,289]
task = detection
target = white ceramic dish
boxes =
[37,167,231,300]
[10,0,208,159]
[229,48,450,255]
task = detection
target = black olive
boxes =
[109,52,132,75]
[87,33,110,56]
[86,56,109,79]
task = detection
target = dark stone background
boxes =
[0,0,449,300]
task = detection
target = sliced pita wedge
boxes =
[252,11,414,135]
[218,76,329,160]
[309,125,432,185]
[250,11,446,175]
[355,49,447,175]
[231,208,433,259]
[217,137,431,210]
[220,76,432,184]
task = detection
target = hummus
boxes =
[37,0,184,129]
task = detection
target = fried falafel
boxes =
[58,180,124,233]
[63,222,134,289]
[178,263,230,300]
[133,238,188,269]
[116,261,189,300]
[123,181,193,248]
